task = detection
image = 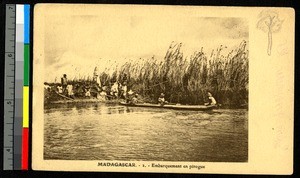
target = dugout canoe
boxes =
[119,102,217,111]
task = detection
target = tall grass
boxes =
[113,41,248,107]
[46,41,248,108]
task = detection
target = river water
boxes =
[44,103,248,162]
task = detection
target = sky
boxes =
[44,13,248,82]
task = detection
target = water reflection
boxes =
[44,103,248,162]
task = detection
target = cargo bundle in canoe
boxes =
[119,102,217,111]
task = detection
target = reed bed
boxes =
[46,41,248,108]
[111,41,248,108]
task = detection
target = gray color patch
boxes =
[16,24,24,42]
[14,116,23,135]
[15,42,24,62]
[15,61,24,79]
[14,81,23,98]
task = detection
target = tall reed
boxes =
[114,41,248,107]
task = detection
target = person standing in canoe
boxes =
[61,74,68,93]
[158,93,168,106]
[207,92,217,105]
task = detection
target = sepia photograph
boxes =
[32,4,293,174]
[43,12,248,162]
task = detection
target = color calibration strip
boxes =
[22,4,30,170]
[3,4,30,170]
[14,4,24,170]
[15,4,30,170]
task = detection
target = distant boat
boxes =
[119,102,217,111]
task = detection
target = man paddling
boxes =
[130,94,139,104]
[206,92,217,105]
[158,93,168,106]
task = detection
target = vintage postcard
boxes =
[32,4,294,174]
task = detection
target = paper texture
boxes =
[32,4,294,174]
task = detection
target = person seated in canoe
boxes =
[205,92,217,106]
[158,93,168,106]
[84,87,91,98]
[129,94,139,105]
[66,84,75,99]
[125,89,133,103]
[57,84,63,94]
[110,81,119,98]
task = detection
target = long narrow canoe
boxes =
[119,102,216,111]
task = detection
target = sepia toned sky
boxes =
[44,11,248,82]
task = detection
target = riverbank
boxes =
[47,98,122,104]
